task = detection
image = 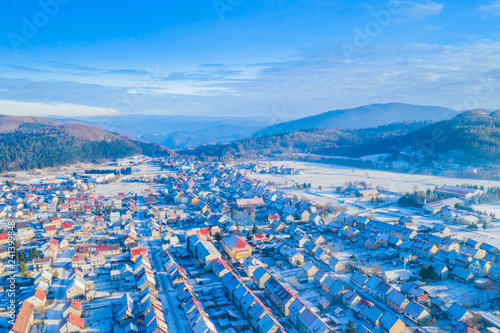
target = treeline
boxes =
[84,167,132,175]
[0,124,172,172]
[398,190,446,208]
[177,121,429,160]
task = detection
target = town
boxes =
[2,157,500,333]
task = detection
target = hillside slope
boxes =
[252,103,457,137]
[0,115,172,172]
[179,109,500,167]
[177,121,429,159]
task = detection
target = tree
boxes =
[252,221,258,234]
[215,232,222,242]
[19,250,27,263]
[483,222,488,229]
[419,265,434,280]
[347,319,356,333]
[19,261,27,275]
[246,230,253,241]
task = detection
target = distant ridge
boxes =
[252,103,458,137]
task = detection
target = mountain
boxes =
[332,109,500,163]
[252,103,457,137]
[178,109,500,167]
[49,115,269,148]
[177,121,430,160]
[0,115,172,172]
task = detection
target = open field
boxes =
[251,161,500,194]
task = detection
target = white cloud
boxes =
[0,100,119,117]
[478,1,500,17]
[397,0,444,20]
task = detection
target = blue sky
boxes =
[0,0,499,119]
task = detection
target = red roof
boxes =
[46,244,58,253]
[51,217,61,223]
[198,228,210,236]
[67,313,85,328]
[35,288,46,300]
[268,214,279,220]
[96,245,109,253]
[0,233,7,240]
[131,248,148,257]
[62,223,73,229]
[223,234,251,250]
[70,299,82,310]
[12,301,34,333]
[48,238,59,247]
[44,225,56,231]
[74,269,84,277]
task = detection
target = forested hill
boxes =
[176,121,430,160]
[178,109,500,166]
[0,115,173,172]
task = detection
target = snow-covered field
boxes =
[251,161,500,195]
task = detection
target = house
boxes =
[447,302,473,323]
[33,257,52,273]
[62,299,83,318]
[450,267,474,283]
[342,290,361,308]
[221,234,252,259]
[66,278,85,299]
[193,240,221,270]
[59,313,85,333]
[457,215,479,226]
[328,257,346,273]
[253,266,271,289]
[404,301,431,325]
[382,269,413,284]
[10,301,34,333]
[19,288,46,308]
[89,253,106,267]
[351,272,368,289]
[451,322,480,333]
[380,312,405,333]
[301,262,319,279]
[43,244,58,260]
[243,257,268,277]
[387,290,409,313]
[469,259,490,278]
[432,263,449,279]
[374,282,393,302]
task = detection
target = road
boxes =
[138,208,191,333]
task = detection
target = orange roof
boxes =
[11,301,34,333]
[67,313,85,328]
[70,299,82,310]
[34,288,46,300]
[48,238,59,245]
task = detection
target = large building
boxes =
[433,185,482,200]
[423,198,463,214]
[222,234,252,259]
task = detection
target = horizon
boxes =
[1,1,500,119]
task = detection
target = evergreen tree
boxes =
[19,261,27,275]
[347,320,356,333]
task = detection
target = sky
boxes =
[0,0,499,119]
